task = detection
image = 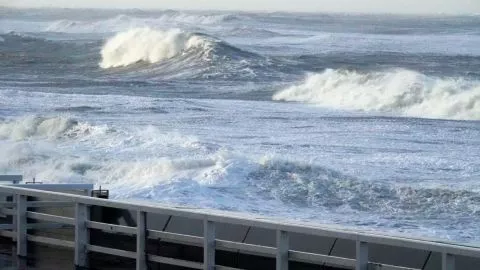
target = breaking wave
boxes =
[1,114,478,239]
[247,159,480,219]
[98,27,264,79]
[155,11,238,25]
[44,12,238,33]
[274,69,480,120]
[0,116,107,140]
[99,28,214,68]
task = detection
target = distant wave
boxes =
[274,69,480,120]
[54,106,103,113]
[44,12,238,33]
[0,32,99,69]
[0,31,43,41]
[228,26,283,38]
[45,20,81,33]
[155,11,239,25]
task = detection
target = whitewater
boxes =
[0,8,479,244]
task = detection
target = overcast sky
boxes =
[3,0,480,14]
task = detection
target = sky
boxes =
[2,0,480,14]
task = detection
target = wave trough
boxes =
[273,69,480,120]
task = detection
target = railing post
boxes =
[75,203,89,268]
[16,194,27,257]
[356,240,368,270]
[442,253,455,270]
[12,195,17,240]
[136,211,147,270]
[204,219,215,270]
[276,230,289,270]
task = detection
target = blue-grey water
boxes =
[0,8,479,243]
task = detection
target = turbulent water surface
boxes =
[1,8,479,243]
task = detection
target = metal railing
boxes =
[0,175,22,184]
[0,185,479,270]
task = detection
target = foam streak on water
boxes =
[1,8,480,244]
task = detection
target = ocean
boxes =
[0,8,479,243]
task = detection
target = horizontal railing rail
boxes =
[0,185,478,270]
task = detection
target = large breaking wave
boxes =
[274,69,480,120]
[98,27,266,80]
[99,28,214,68]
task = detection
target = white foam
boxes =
[99,28,214,68]
[0,116,251,200]
[0,116,106,140]
[43,13,234,34]
[45,15,137,33]
[273,69,480,120]
[156,12,235,25]
[0,115,209,180]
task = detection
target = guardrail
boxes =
[0,175,22,184]
[0,185,479,270]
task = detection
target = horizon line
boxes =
[1,5,479,17]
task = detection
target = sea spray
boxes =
[44,13,237,33]
[274,69,480,120]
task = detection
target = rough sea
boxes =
[0,8,479,243]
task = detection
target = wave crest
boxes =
[44,12,238,33]
[273,69,480,120]
[0,116,106,140]
[45,20,80,32]
[156,11,238,25]
[99,28,214,69]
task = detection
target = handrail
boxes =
[0,175,22,184]
[0,185,479,270]
[0,185,478,254]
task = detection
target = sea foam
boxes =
[44,13,236,33]
[0,116,106,140]
[273,69,480,120]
